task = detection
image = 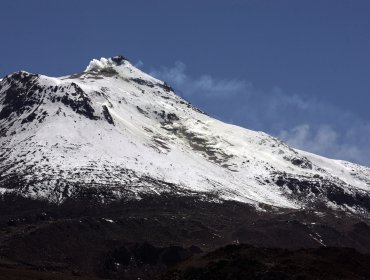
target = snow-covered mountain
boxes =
[0,56,369,214]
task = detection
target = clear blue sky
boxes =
[1,0,369,165]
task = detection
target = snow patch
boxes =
[102,218,115,223]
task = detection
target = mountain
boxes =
[1,56,370,279]
[0,55,370,215]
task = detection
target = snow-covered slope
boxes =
[0,56,369,214]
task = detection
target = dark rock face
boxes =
[153,109,179,124]
[130,78,175,94]
[326,187,370,212]
[102,105,114,125]
[130,78,155,88]
[166,112,179,122]
[289,157,313,169]
[136,105,148,116]
[60,83,98,120]
[0,72,45,136]
[0,72,41,121]
[156,82,174,93]
[274,173,370,212]
[0,73,99,132]
[111,55,128,65]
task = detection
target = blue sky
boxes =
[0,0,369,166]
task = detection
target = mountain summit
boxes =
[0,56,369,214]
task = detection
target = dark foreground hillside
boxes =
[1,246,370,280]
[160,245,370,280]
[0,193,370,279]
